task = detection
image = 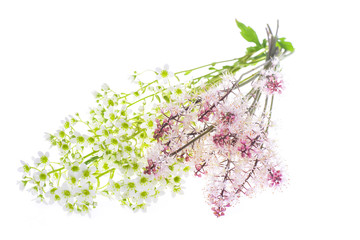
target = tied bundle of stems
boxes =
[18,20,294,217]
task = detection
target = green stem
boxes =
[117,79,158,100]
[97,182,110,190]
[237,73,259,88]
[47,167,64,175]
[82,150,99,160]
[30,166,41,172]
[137,80,158,92]
[266,95,274,133]
[126,88,166,108]
[95,168,115,179]
[174,58,240,75]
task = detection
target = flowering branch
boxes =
[18,19,294,217]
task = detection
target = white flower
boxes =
[67,172,79,185]
[28,186,39,196]
[108,179,123,195]
[71,131,88,149]
[136,174,153,186]
[85,134,96,146]
[106,134,120,151]
[140,115,155,129]
[17,180,27,191]
[171,175,184,186]
[46,187,62,204]
[136,185,155,204]
[77,204,92,216]
[128,75,136,82]
[63,201,75,214]
[102,95,117,108]
[171,185,184,198]
[55,127,67,139]
[77,183,96,204]
[35,194,46,204]
[117,118,131,131]
[33,170,48,187]
[96,125,110,140]
[92,90,101,98]
[44,132,52,141]
[123,178,137,197]
[18,160,31,176]
[79,163,97,183]
[67,162,82,180]
[104,106,117,121]
[33,151,50,167]
[61,117,71,129]
[155,64,174,83]
[101,83,110,91]
[59,183,74,204]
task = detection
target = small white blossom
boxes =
[101,83,110,91]
[155,64,174,83]
[33,170,48,187]
[67,162,82,180]
[59,183,74,204]
[18,160,31,177]
[33,151,50,168]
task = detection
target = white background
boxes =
[1,0,359,239]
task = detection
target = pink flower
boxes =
[220,112,236,125]
[144,159,158,175]
[213,128,238,147]
[194,163,207,177]
[198,102,214,122]
[262,70,284,94]
[268,168,283,187]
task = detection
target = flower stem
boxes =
[174,58,240,75]
[170,125,215,157]
[47,167,64,175]
[82,150,99,160]
[265,95,275,133]
[95,168,115,179]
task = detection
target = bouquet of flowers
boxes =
[18,20,294,217]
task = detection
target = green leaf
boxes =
[184,70,192,75]
[262,39,267,48]
[175,88,182,95]
[277,38,294,52]
[85,156,100,165]
[235,19,261,46]
[163,95,170,103]
[155,95,161,103]
[246,45,262,54]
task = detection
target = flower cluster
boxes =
[18,65,193,214]
[258,68,284,95]
[143,70,287,217]
[19,20,293,217]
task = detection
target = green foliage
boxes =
[235,19,261,46]
[277,37,294,52]
[85,156,100,165]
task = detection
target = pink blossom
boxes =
[268,167,283,187]
[261,70,284,94]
